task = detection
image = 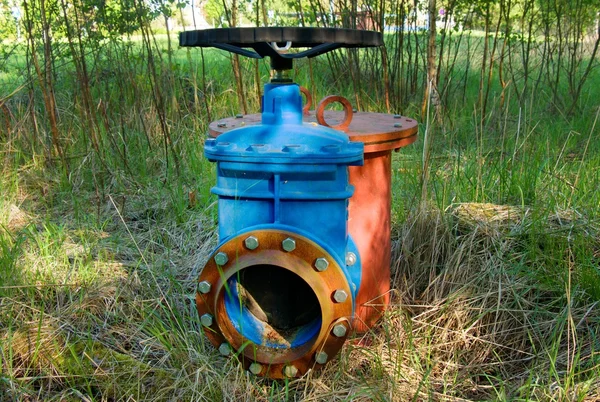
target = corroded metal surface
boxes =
[348,150,392,332]
[315,95,354,131]
[196,229,353,378]
[300,86,312,115]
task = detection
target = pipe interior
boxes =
[228,264,322,347]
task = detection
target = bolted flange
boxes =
[244,235,259,250]
[195,229,356,379]
[315,351,328,364]
[314,257,329,272]
[214,252,228,265]
[282,237,296,252]
[333,289,348,303]
[283,365,299,378]
[219,343,231,356]
[200,313,213,327]
[249,362,263,375]
[197,281,212,294]
[332,324,347,337]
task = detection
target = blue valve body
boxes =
[204,83,364,347]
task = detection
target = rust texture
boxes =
[196,229,353,378]
[300,86,312,115]
[315,95,354,131]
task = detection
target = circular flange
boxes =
[208,111,418,153]
[196,229,353,379]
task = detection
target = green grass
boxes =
[1,27,600,401]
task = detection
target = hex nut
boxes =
[345,252,357,266]
[214,252,228,265]
[314,257,329,272]
[249,362,262,375]
[197,281,212,294]
[394,123,402,128]
[282,238,296,252]
[283,365,298,378]
[315,351,328,364]
[333,289,348,303]
[200,314,213,327]
[332,324,347,337]
[218,343,231,356]
[244,236,259,250]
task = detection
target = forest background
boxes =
[1,0,600,400]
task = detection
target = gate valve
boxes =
[180,27,418,379]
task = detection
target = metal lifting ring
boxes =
[271,41,292,52]
[300,86,312,116]
[316,95,354,131]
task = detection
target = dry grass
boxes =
[2,191,600,400]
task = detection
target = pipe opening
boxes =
[225,264,322,348]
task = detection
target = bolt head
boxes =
[283,365,298,378]
[235,114,243,119]
[282,238,296,252]
[333,289,348,303]
[218,343,231,356]
[200,314,213,327]
[314,257,329,272]
[345,252,357,266]
[217,122,227,127]
[197,281,211,294]
[214,252,228,265]
[332,324,347,337]
[394,123,402,128]
[394,114,402,118]
[244,236,259,250]
[315,351,328,364]
[249,362,262,375]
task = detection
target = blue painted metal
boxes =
[205,82,364,348]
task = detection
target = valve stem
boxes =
[271,69,293,83]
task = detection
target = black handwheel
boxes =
[179,27,383,70]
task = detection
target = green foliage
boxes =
[1,0,600,398]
